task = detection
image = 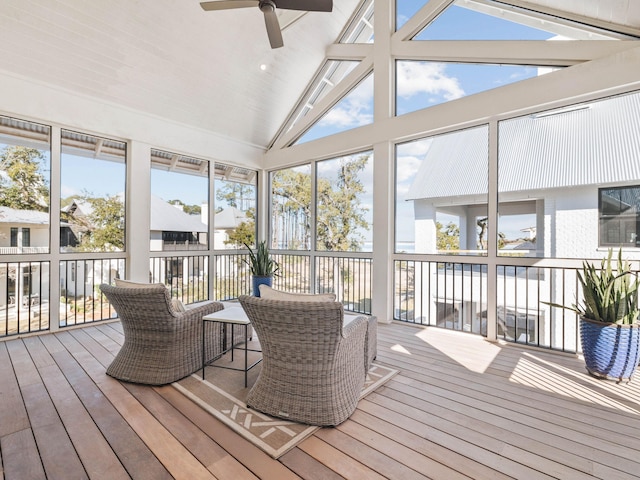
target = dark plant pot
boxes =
[579,317,640,383]
[252,275,273,297]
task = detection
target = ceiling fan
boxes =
[200,0,333,49]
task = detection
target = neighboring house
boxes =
[0,206,49,308]
[212,206,247,249]
[60,199,93,249]
[150,194,208,252]
[406,92,640,260]
[2,195,250,304]
[405,93,640,342]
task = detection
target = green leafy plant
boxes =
[244,241,280,277]
[547,249,639,325]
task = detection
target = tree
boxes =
[225,208,256,248]
[0,146,49,211]
[316,155,370,251]
[271,168,312,249]
[76,194,125,252]
[437,221,460,251]
[216,182,255,211]
[270,156,370,252]
[167,199,201,216]
[477,217,488,249]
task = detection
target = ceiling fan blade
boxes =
[263,9,284,48]
[274,0,332,12]
[200,0,258,11]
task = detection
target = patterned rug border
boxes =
[172,363,398,459]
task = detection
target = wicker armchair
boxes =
[101,283,242,385]
[239,294,369,426]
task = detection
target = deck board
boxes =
[1,321,640,479]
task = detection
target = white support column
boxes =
[126,141,151,282]
[370,0,395,323]
[486,120,499,341]
[49,126,62,332]
[372,142,394,323]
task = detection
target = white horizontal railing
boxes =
[0,246,49,254]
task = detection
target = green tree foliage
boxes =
[216,182,255,211]
[216,181,256,248]
[77,194,125,252]
[0,146,49,211]
[225,209,256,248]
[271,168,312,249]
[437,221,460,251]
[167,199,201,216]
[316,155,370,251]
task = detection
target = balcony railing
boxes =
[392,260,628,354]
[59,258,125,327]
[272,253,311,293]
[394,260,488,336]
[496,265,591,353]
[3,250,597,354]
[214,252,372,314]
[316,255,372,314]
[211,252,250,300]
[160,241,209,251]
[0,246,49,255]
[0,260,50,337]
[150,254,209,304]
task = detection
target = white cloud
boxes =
[397,137,432,156]
[318,75,374,128]
[61,184,81,198]
[396,156,423,184]
[397,61,465,101]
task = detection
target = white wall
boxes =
[0,71,265,170]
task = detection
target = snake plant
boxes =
[244,241,280,277]
[548,249,639,325]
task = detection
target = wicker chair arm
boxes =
[180,301,224,318]
[341,314,368,338]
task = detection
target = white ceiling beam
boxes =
[395,0,452,41]
[391,40,639,66]
[264,44,640,168]
[325,43,372,61]
[494,0,640,37]
[271,54,374,150]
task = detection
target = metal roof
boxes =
[0,206,49,225]
[405,125,489,200]
[405,91,640,202]
[150,195,207,233]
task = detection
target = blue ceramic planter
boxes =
[580,317,640,383]
[252,275,273,297]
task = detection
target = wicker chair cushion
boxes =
[259,285,336,302]
[114,278,163,289]
[114,278,186,312]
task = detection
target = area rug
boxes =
[172,350,398,459]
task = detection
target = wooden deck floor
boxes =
[2,320,640,479]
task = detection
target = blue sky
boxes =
[60,153,214,207]
[299,0,556,142]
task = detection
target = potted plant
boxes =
[548,249,640,383]
[244,241,279,297]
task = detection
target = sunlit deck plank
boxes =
[58,329,218,480]
[2,320,640,479]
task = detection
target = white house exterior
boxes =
[406,91,640,261]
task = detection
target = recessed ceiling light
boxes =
[260,64,267,71]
